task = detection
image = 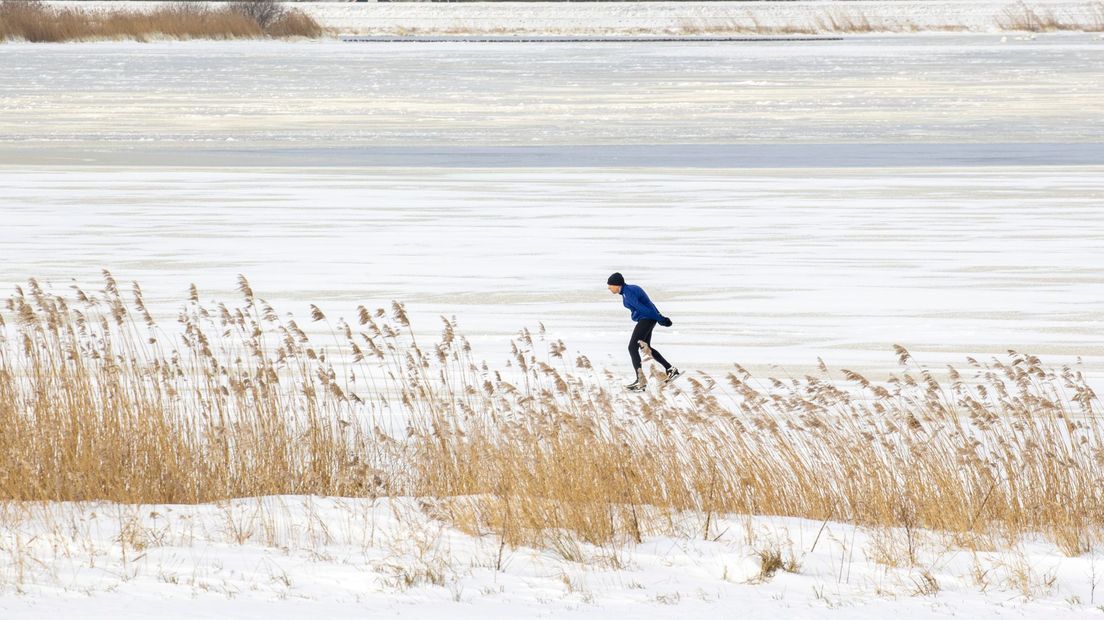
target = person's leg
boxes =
[637,319,672,371]
[628,320,649,370]
[649,347,672,371]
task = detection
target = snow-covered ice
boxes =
[2,166,1102,379]
[1,37,1101,378]
[3,36,1103,150]
[1,34,1103,618]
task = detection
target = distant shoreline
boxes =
[41,1,1104,38]
[6,142,1104,169]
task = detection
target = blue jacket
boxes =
[620,284,664,322]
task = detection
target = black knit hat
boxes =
[607,272,625,286]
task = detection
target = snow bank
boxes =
[0,496,1100,618]
[46,1,1104,36]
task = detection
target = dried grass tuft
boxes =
[997,1,1104,31]
[0,0,323,43]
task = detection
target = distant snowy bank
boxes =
[46,1,1104,36]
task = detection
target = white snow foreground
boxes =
[0,496,1099,618]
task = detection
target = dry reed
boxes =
[670,2,1104,34]
[0,0,323,43]
[997,2,1104,31]
[1,274,1100,558]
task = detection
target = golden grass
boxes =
[1,273,1101,558]
[997,2,1104,31]
[0,0,323,43]
[671,4,1104,35]
[812,10,920,34]
[7,1,1102,41]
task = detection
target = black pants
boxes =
[629,319,671,371]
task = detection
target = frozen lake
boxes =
[3,36,1104,154]
[1,36,1102,378]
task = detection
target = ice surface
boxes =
[2,166,1102,379]
[1,37,1102,378]
[1,36,1103,154]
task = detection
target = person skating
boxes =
[607,272,681,391]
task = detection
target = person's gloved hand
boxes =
[659,316,673,327]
